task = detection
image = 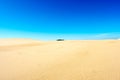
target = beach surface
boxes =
[0,39,120,80]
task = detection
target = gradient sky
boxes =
[0,0,120,40]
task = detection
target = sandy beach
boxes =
[0,39,120,80]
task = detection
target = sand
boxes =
[0,39,120,80]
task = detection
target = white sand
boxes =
[0,39,120,80]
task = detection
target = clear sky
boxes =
[0,0,120,40]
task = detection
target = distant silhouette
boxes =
[56,39,64,41]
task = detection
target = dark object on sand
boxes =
[56,39,64,41]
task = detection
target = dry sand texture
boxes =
[0,39,120,80]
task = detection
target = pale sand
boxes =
[0,39,120,80]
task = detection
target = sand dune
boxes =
[0,39,120,80]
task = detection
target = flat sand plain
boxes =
[0,39,120,80]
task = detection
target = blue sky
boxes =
[0,0,120,40]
